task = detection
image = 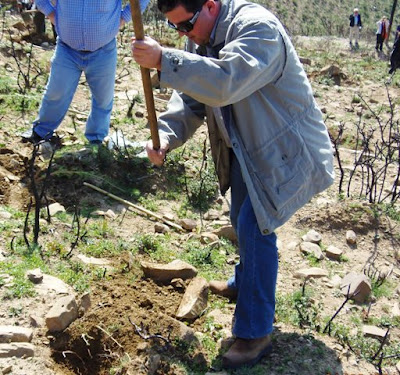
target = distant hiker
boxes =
[389,25,400,74]
[21,0,150,146]
[349,8,362,49]
[376,16,389,52]
[132,0,334,369]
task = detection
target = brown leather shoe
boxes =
[209,280,237,300]
[222,335,272,369]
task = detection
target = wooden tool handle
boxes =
[130,0,160,150]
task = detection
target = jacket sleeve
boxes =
[159,11,286,107]
[157,91,206,151]
[35,0,54,16]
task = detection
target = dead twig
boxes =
[61,350,85,364]
[128,318,172,346]
[64,206,89,259]
[323,285,359,335]
[83,182,184,232]
[371,328,390,362]
[96,325,124,349]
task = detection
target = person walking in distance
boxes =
[376,16,389,52]
[132,0,334,369]
[21,0,149,146]
[349,7,362,49]
[389,25,400,74]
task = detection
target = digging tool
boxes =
[129,0,160,150]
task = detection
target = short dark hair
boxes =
[157,0,208,14]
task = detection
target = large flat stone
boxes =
[0,326,33,343]
[0,343,35,358]
[141,259,197,283]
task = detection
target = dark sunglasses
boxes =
[167,9,201,33]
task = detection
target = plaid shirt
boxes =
[35,0,149,51]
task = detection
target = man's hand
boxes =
[146,139,169,167]
[120,18,125,29]
[132,36,162,71]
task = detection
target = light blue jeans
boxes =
[228,154,278,339]
[33,38,117,142]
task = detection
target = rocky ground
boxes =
[0,12,400,375]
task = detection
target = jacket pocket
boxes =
[249,127,313,211]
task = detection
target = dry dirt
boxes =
[0,18,400,375]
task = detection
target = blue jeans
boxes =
[33,38,117,142]
[227,154,278,339]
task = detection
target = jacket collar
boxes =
[209,0,233,48]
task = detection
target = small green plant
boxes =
[318,76,335,86]
[292,290,322,331]
[8,306,23,317]
[199,334,219,360]
[306,253,321,267]
[138,195,159,212]
[87,219,114,238]
[135,233,161,255]
[381,203,400,222]
[82,239,124,258]
[182,240,228,280]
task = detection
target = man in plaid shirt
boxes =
[22,0,149,145]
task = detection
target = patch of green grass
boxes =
[3,279,35,299]
[199,334,218,358]
[0,72,41,114]
[381,203,400,222]
[54,261,91,293]
[134,233,161,254]
[132,233,175,262]
[318,76,335,86]
[137,195,159,212]
[81,238,125,258]
[86,219,115,239]
[171,337,209,373]
[326,321,400,367]
[181,239,231,280]
[349,313,362,326]
[0,251,47,286]
[367,314,394,328]
[371,279,395,299]
[276,288,322,331]
[306,253,321,267]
